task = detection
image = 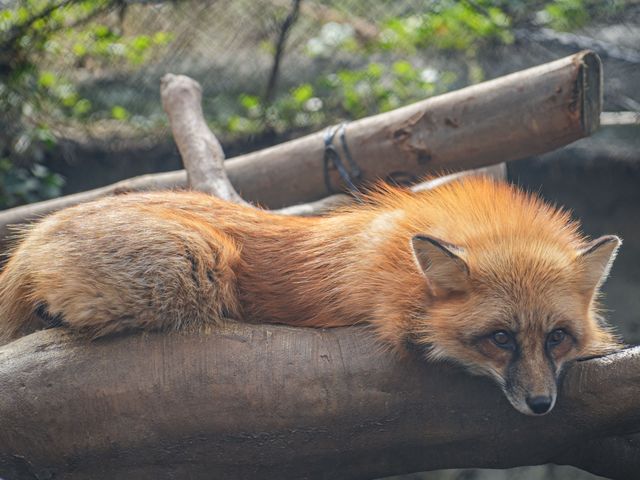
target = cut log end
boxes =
[576,50,602,135]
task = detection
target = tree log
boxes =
[0,51,601,243]
[232,49,600,208]
[162,71,506,217]
[0,324,637,480]
[160,74,249,205]
[274,164,507,216]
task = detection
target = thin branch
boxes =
[0,0,74,49]
[0,0,88,53]
[264,0,302,104]
[600,111,640,126]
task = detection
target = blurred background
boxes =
[0,1,638,479]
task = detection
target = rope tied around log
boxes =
[323,122,363,196]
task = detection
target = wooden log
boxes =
[160,74,249,205]
[275,164,507,216]
[0,324,637,480]
[0,51,601,243]
[165,72,507,216]
[233,49,601,208]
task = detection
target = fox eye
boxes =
[491,330,515,350]
[547,329,566,347]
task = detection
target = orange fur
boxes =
[0,176,621,415]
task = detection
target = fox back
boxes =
[0,176,621,415]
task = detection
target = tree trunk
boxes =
[0,325,637,480]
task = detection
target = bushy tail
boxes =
[0,255,40,346]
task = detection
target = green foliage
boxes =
[111,105,129,120]
[229,2,490,136]
[68,24,173,66]
[228,59,456,136]
[329,61,455,118]
[224,0,632,141]
[542,0,627,31]
[0,0,173,209]
[0,158,64,207]
[544,0,590,30]
[378,1,513,53]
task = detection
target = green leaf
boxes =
[38,71,56,89]
[111,105,129,120]
[392,60,414,77]
[152,31,172,45]
[291,84,314,104]
[367,63,383,79]
[72,43,87,56]
[93,24,112,39]
[239,94,260,110]
[73,99,91,116]
[131,35,151,52]
[32,18,46,31]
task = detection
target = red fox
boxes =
[0,176,621,415]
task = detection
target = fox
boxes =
[0,176,621,416]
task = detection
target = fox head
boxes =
[409,232,621,416]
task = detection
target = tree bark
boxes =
[160,74,249,205]
[0,51,601,245]
[0,324,637,480]
[275,164,507,216]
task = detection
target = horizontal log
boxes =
[0,50,601,244]
[0,324,637,480]
[234,49,600,207]
[275,164,507,216]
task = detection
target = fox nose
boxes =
[526,395,553,415]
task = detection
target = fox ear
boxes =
[411,235,469,294]
[576,235,621,294]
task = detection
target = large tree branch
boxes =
[0,325,637,480]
